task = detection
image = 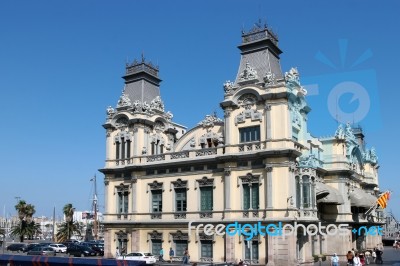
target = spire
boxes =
[121,56,162,105]
[234,22,283,86]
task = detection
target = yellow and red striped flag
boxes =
[377,191,391,209]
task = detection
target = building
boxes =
[100,24,384,265]
[383,211,400,244]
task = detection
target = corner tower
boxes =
[233,24,283,86]
[123,55,162,104]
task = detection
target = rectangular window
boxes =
[243,184,259,210]
[116,142,120,160]
[152,190,162,212]
[201,240,213,258]
[200,187,213,211]
[302,177,311,208]
[126,140,131,158]
[239,126,260,143]
[175,188,187,212]
[174,240,187,256]
[152,240,162,256]
[244,240,259,260]
[151,143,155,155]
[243,184,250,210]
[118,191,129,214]
[121,137,125,159]
[296,178,301,209]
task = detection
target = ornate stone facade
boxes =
[100,24,383,265]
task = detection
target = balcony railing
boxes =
[107,139,304,167]
[174,212,187,219]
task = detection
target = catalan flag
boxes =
[377,191,391,209]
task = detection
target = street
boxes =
[314,247,400,266]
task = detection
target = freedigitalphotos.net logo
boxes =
[188,221,383,241]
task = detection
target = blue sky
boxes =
[0,1,399,219]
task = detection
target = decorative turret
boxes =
[233,22,283,86]
[121,54,161,105]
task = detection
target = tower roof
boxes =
[234,23,283,86]
[122,55,162,105]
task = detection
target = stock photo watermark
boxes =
[302,39,381,129]
[188,221,383,241]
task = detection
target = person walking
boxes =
[376,248,383,264]
[169,247,175,263]
[364,250,371,265]
[182,248,190,264]
[372,249,377,263]
[330,253,339,266]
[346,250,354,265]
[116,247,121,258]
[159,247,165,262]
[353,253,361,266]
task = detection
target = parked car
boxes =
[27,246,56,256]
[117,252,157,264]
[67,245,96,257]
[49,244,67,253]
[25,243,41,252]
[78,242,104,256]
[6,243,28,252]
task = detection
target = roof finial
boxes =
[141,51,145,63]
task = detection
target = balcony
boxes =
[106,139,304,168]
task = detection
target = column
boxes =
[132,177,137,213]
[133,126,139,156]
[224,168,231,211]
[264,104,272,140]
[265,166,273,209]
[224,107,232,145]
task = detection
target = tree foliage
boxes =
[56,203,81,242]
[11,200,41,242]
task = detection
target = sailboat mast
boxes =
[93,174,98,240]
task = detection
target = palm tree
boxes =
[56,203,81,242]
[11,200,40,242]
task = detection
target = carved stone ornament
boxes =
[116,230,128,241]
[142,146,147,155]
[298,154,322,168]
[263,71,276,86]
[284,67,300,86]
[149,181,163,190]
[238,93,257,108]
[116,183,130,193]
[239,62,258,82]
[196,177,214,187]
[132,100,142,112]
[199,232,214,241]
[165,111,173,121]
[335,124,345,139]
[117,93,132,108]
[240,173,259,184]
[172,179,188,188]
[150,96,165,112]
[265,166,273,172]
[363,147,378,165]
[224,168,231,176]
[190,138,196,148]
[171,231,188,241]
[198,114,223,128]
[223,80,234,93]
[235,109,262,125]
[149,230,163,240]
[154,121,165,132]
[106,106,115,117]
[115,117,129,128]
